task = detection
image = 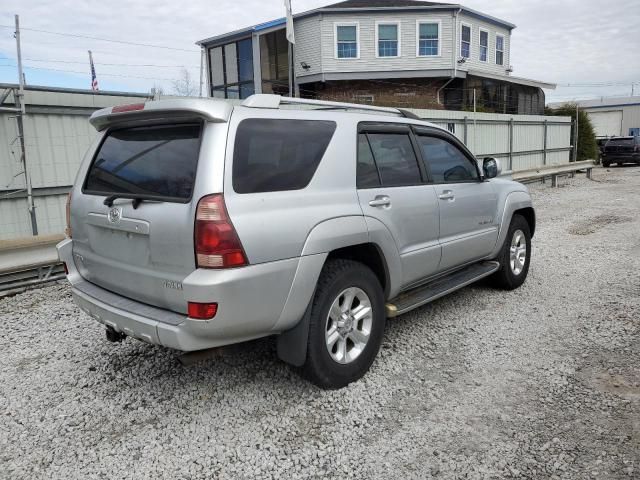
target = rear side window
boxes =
[417,135,479,183]
[232,119,336,193]
[84,124,201,201]
[365,133,422,186]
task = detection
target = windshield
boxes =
[84,123,201,201]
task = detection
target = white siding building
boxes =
[197,0,555,114]
[577,97,640,138]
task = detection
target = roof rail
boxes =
[241,94,421,119]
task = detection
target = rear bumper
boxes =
[602,153,640,162]
[57,238,301,351]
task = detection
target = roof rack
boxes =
[241,94,421,120]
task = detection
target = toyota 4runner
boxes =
[57,94,535,389]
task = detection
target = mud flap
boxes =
[276,297,313,367]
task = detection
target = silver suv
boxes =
[57,94,535,388]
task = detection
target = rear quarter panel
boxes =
[223,107,364,265]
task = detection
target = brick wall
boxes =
[306,78,448,110]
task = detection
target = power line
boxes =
[0,24,199,53]
[0,57,199,69]
[0,64,177,82]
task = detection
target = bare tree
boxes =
[150,84,164,100]
[172,68,196,97]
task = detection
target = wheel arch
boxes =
[514,206,536,238]
[276,241,392,367]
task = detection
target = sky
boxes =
[1,0,639,103]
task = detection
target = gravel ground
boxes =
[1,166,639,479]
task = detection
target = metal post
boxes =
[14,16,37,235]
[13,89,38,236]
[288,43,293,98]
[199,48,204,97]
[463,116,468,145]
[542,119,548,165]
[508,118,514,171]
[472,88,477,155]
[573,103,580,162]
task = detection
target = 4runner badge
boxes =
[108,207,122,224]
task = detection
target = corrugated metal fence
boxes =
[1,85,572,240]
[407,109,572,171]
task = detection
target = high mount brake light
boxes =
[112,103,145,113]
[194,194,248,269]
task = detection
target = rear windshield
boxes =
[607,137,634,145]
[84,123,201,201]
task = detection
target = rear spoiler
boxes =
[89,98,234,131]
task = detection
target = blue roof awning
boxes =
[254,18,285,31]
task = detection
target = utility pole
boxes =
[15,14,25,114]
[14,14,38,235]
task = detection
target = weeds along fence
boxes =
[0,85,572,240]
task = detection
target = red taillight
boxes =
[65,192,72,238]
[112,103,145,113]
[194,194,248,268]
[188,302,218,319]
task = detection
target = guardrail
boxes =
[513,160,596,187]
[0,234,64,296]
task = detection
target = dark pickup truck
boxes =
[601,136,640,167]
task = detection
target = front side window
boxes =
[496,35,504,65]
[479,30,488,62]
[233,119,336,193]
[365,133,422,187]
[461,24,471,58]
[418,22,439,56]
[336,24,358,58]
[84,124,201,201]
[417,135,479,183]
[377,23,399,57]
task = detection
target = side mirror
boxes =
[483,157,501,179]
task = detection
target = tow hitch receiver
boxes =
[105,326,126,343]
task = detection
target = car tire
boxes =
[602,161,610,168]
[302,259,385,389]
[490,214,531,290]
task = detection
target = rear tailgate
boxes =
[71,100,231,314]
[604,138,635,154]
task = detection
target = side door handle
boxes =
[438,190,455,201]
[369,195,391,208]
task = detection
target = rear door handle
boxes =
[438,190,455,201]
[369,195,391,207]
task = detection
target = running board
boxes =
[385,261,500,317]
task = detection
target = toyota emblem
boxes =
[108,206,122,224]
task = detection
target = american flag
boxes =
[88,50,99,91]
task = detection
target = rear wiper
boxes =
[103,195,146,209]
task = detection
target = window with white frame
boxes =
[479,30,488,62]
[495,34,504,65]
[460,24,471,58]
[336,24,358,58]
[377,23,399,57]
[417,22,439,56]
